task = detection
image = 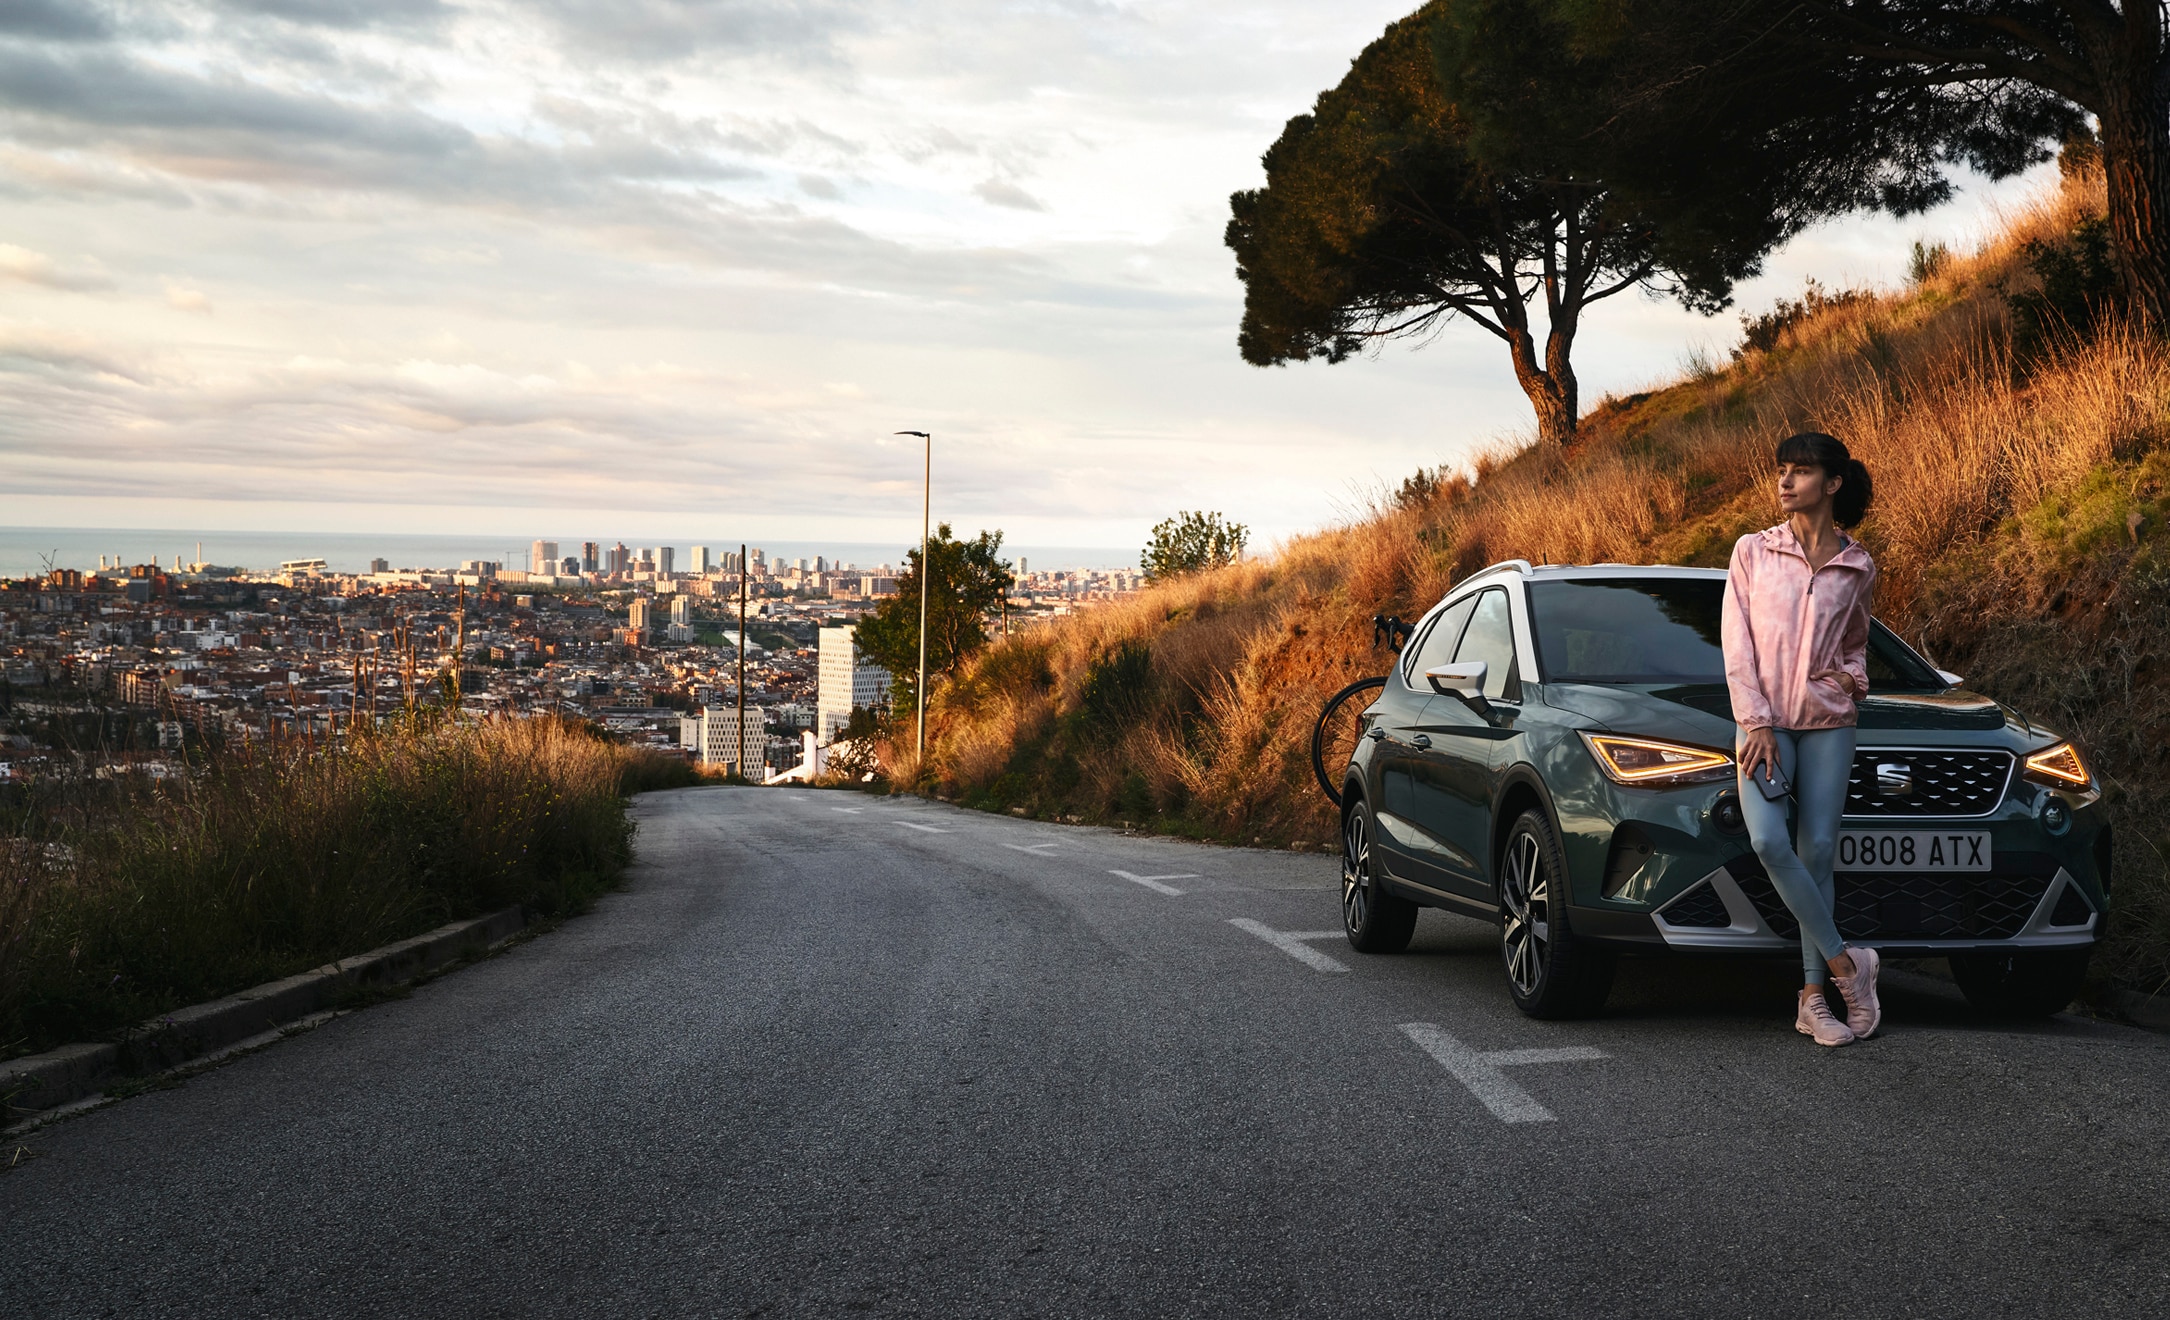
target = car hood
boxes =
[1539,682,2036,746]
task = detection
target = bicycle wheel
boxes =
[1311,676,1387,807]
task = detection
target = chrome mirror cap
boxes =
[1425,661,1486,697]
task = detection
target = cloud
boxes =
[215,0,451,32]
[164,281,210,312]
[973,177,1045,211]
[0,0,112,43]
[0,241,112,289]
[524,0,862,63]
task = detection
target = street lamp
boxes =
[894,430,932,771]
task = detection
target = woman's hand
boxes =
[1811,668,1859,700]
[1739,726,1779,784]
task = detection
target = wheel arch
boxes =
[1490,767,1562,890]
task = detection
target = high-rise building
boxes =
[582,542,600,573]
[610,543,630,575]
[369,558,389,574]
[658,546,674,576]
[691,546,712,574]
[815,554,827,572]
[530,540,558,575]
[628,598,653,638]
[818,625,891,740]
[560,556,580,576]
[670,596,693,626]
[751,548,766,570]
[693,706,764,775]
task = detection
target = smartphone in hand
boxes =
[1752,764,1792,800]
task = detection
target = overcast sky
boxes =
[0,0,2046,555]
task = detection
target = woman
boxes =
[1721,432,1882,1047]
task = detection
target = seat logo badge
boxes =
[1875,762,1913,797]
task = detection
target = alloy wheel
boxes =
[1500,828,1551,996]
[1342,809,1373,934]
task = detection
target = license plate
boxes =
[1837,830,1990,872]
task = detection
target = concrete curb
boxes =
[1,905,529,1125]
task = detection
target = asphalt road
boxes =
[7,786,2170,1318]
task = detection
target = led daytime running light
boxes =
[1581,733,1734,785]
[2024,742,2091,788]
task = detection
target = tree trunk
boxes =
[1505,323,1576,445]
[2095,41,2170,326]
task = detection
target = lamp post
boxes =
[894,430,931,770]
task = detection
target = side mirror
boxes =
[1425,661,1487,698]
[1935,668,1964,688]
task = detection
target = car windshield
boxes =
[1526,577,1946,690]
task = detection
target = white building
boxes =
[685,706,764,774]
[530,540,558,575]
[817,625,890,740]
[690,546,711,574]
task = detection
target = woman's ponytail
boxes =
[1834,458,1873,527]
[1775,431,1873,527]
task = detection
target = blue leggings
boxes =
[1738,726,1855,985]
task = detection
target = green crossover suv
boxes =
[1338,561,2109,1019]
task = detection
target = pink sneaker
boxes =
[1796,990,1855,1046]
[1834,945,1882,1039]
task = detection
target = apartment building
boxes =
[816,624,890,740]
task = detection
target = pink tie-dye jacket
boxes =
[1721,524,1876,732]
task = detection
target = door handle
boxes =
[1368,728,1386,742]
[1412,734,1431,749]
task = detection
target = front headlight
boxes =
[1579,732,1735,787]
[2023,741,2092,789]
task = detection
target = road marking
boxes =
[1227,918,1349,973]
[1108,869,1195,896]
[895,821,951,833]
[1005,843,1059,855]
[1398,1023,1606,1124]
[831,807,864,815]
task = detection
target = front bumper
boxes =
[1639,853,2100,956]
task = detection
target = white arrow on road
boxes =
[1108,869,1196,896]
[1399,1022,1606,1124]
[1227,918,1349,972]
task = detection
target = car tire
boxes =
[1342,798,1417,953]
[1949,949,2091,1018]
[1499,808,1615,1019]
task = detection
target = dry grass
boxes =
[916,168,2170,992]
[0,714,694,1059]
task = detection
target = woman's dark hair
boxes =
[1775,431,1874,527]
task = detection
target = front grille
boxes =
[1731,867,2050,941]
[1657,883,1731,928]
[1844,749,2013,818]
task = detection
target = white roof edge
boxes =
[1524,563,1726,578]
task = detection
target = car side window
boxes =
[1453,588,1520,701]
[1402,597,1477,688]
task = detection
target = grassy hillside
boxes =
[0,715,701,1059]
[909,170,2170,995]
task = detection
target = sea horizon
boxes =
[1,525,1136,579]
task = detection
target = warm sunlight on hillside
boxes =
[909,166,2170,994]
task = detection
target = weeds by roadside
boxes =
[0,713,686,1060]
